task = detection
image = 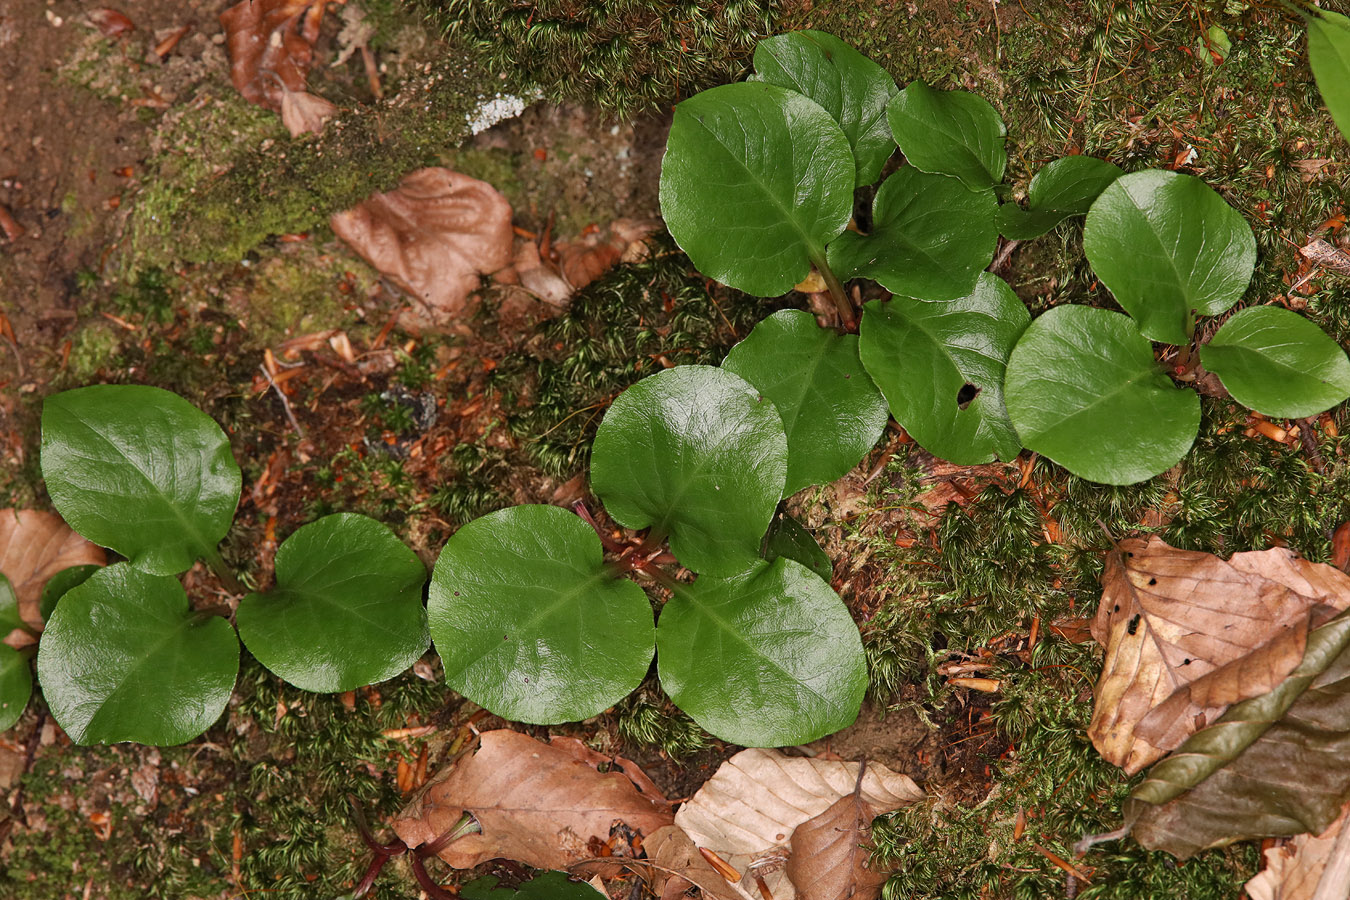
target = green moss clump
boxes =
[418,0,773,115]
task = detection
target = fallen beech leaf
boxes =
[220,0,321,111]
[1124,608,1350,858]
[88,8,134,37]
[1300,240,1350,278]
[391,729,673,870]
[786,765,889,900]
[1088,536,1350,774]
[1334,522,1350,575]
[279,87,337,138]
[1246,804,1350,900]
[557,241,622,292]
[0,509,106,647]
[513,239,573,307]
[674,749,922,900]
[331,168,514,324]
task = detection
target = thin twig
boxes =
[1298,416,1328,475]
[258,363,305,438]
[990,238,1021,274]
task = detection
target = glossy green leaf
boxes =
[0,573,20,635]
[236,514,429,693]
[827,167,998,301]
[36,563,239,745]
[657,558,866,746]
[761,513,832,582]
[591,366,787,576]
[1004,306,1199,485]
[41,385,242,575]
[995,156,1123,240]
[753,30,898,185]
[1199,306,1350,419]
[428,505,654,724]
[461,873,600,900]
[1125,610,1350,858]
[0,644,31,732]
[722,310,888,495]
[659,81,854,296]
[859,272,1028,465]
[886,80,1006,190]
[1083,170,1256,345]
[39,564,101,621]
[1309,11,1350,146]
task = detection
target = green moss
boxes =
[63,320,126,383]
[418,0,773,115]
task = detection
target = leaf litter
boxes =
[0,509,105,648]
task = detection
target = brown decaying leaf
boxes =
[1089,536,1350,775]
[88,8,135,37]
[219,0,322,111]
[279,88,337,138]
[1334,522,1350,575]
[1247,804,1350,900]
[674,749,922,900]
[391,729,674,871]
[0,509,106,648]
[786,764,889,900]
[331,168,514,324]
[1300,240,1350,278]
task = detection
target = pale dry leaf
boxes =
[219,0,321,111]
[642,825,743,900]
[88,8,135,37]
[674,749,922,900]
[279,87,337,138]
[0,508,105,647]
[1247,804,1350,900]
[391,729,674,870]
[331,168,514,324]
[1089,536,1350,774]
[1300,240,1350,278]
[786,766,889,900]
[513,238,573,307]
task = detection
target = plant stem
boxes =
[813,256,856,332]
[201,546,245,595]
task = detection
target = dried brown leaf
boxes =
[674,749,922,900]
[219,0,321,111]
[1300,240,1350,278]
[88,8,135,37]
[0,509,105,647]
[1089,536,1350,774]
[391,729,673,871]
[279,88,337,138]
[1247,804,1350,900]
[786,770,888,900]
[331,168,514,324]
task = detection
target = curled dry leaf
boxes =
[674,748,922,900]
[219,0,322,111]
[0,509,106,647]
[786,764,889,900]
[279,87,338,138]
[1300,240,1350,278]
[391,729,673,871]
[1246,803,1350,900]
[1089,536,1350,774]
[88,8,135,37]
[331,168,514,324]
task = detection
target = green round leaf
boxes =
[659,81,854,296]
[41,385,242,575]
[996,156,1124,240]
[1005,306,1199,485]
[39,564,101,621]
[429,505,654,724]
[1083,170,1256,345]
[1199,307,1350,418]
[886,80,1006,190]
[591,366,787,576]
[1309,11,1350,145]
[827,167,998,301]
[722,310,888,495]
[0,644,31,732]
[236,514,429,693]
[760,513,832,582]
[37,563,239,745]
[0,573,20,635]
[753,30,898,185]
[656,558,866,747]
[859,272,1029,464]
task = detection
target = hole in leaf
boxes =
[956,383,980,409]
